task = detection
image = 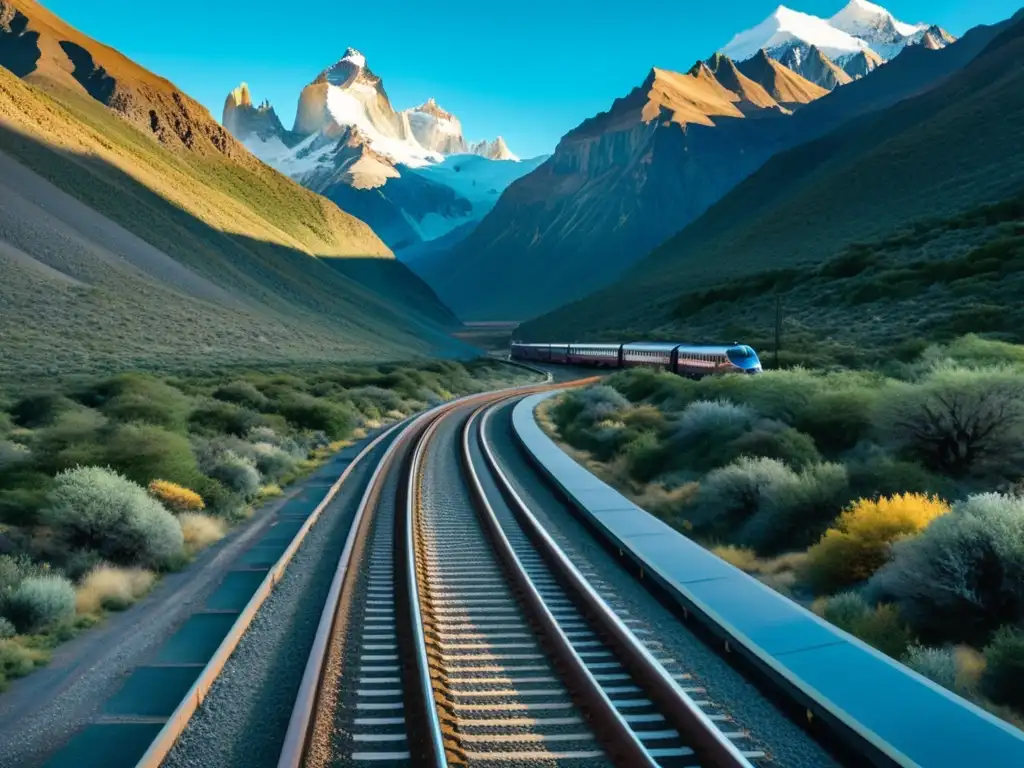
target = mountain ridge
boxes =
[413,52,830,320]
[518,10,1024,352]
[412,4,1004,323]
[721,2,954,78]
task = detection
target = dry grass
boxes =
[954,645,987,695]
[710,545,761,571]
[257,484,284,501]
[75,565,156,614]
[178,513,227,556]
[711,546,808,596]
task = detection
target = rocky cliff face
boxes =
[469,136,518,160]
[736,49,830,106]
[779,45,853,89]
[224,48,538,253]
[223,83,293,146]
[415,62,805,320]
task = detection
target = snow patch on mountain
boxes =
[409,154,545,210]
[322,83,441,168]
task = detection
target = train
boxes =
[510,341,763,377]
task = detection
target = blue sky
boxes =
[45,0,1020,158]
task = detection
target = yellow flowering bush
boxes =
[147,479,205,513]
[803,493,950,593]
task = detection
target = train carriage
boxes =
[567,343,622,367]
[511,340,762,377]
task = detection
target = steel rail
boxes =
[455,399,658,767]
[276,376,579,766]
[277,415,418,767]
[403,410,452,767]
[477,401,756,768]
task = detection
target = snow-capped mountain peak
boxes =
[225,51,534,253]
[470,137,519,162]
[721,5,872,63]
[405,98,467,155]
[340,47,366,69]
[830,1,924,39]
[721,2,954,75]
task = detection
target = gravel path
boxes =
[485,399,841,768]
[162,436,391,768]
[0,456,337,768]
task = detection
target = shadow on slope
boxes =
[0,122,472,384]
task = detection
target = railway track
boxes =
[277,386,779,767]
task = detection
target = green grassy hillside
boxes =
[521,14,1024,365]
[0,2,469,383]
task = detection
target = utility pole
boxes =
[774,294,782,370]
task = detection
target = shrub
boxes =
[621,405,665,432]
[213,381,269,410]
[687,457,796,540]
[844,445,952,500]
[797,388,879,454]
[0,617,14,639]
[189,400,266,437]
[982,627,1024,710]
[3,575,76,633]
[348,386,406,417]
[9,393,76,428]
[814,592,914,659]
[0,441,31,472]
[741,462,850,554]
[104,423,200,487]
[75,565,155,614]
[30,409,108,474]
[277,394,357,439]
[86,374,192,432]
[0,639,46,686]
[190,476,247,521]
[623,431,666,483]
[250,443,298,482]
[674,400,756,441]
[257,484,284,500]
[552,387,635,457]
[662,400,758,473]
[879,366,1024,479]
[727,424,821,470]
[203,452,261,499]
[147,480,205,513]
[0,481,50,527]
[803,493,951,593]
[702,368,824,423]
[43,467,184,569]
[0,554,49,593]
[869,493,1024,644]
[904,646,959,691]
[178,513,227,556]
